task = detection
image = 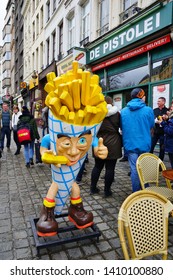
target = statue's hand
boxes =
[97,137,108,159]
[42,151,69,166]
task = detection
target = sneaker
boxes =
[0,150,2,158]
[90,187,100,195]
[26,163,30,168]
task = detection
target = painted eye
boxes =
[78,137,87,145]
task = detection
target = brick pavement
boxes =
[0,140,173,260]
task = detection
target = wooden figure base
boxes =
[31,212,101,256]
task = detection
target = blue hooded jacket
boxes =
[121,98,154,153]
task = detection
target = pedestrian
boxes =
[12,105,22,155]
[150,97,168,160]
[121,88,155,192]
[0,102,12,152]
[17,106,40,167]
[41,106,49,136]
[90,96,122,197]
[160,107,173,168]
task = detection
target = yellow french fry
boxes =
[68,112,75,123]
[49,97,61,118]
[46,72,56,82]
[42,153,69,165]
[90,108,103,124]
[48,91,57,98]
[58,84,69,96]
[45,95,51,107]
[77,69,83,79]
[44,82,55,93]
[90,84,102,98]
[83,105,93,125]
[59,106,69,121]
[89,93,104,106]
[72,61,78,77]
[72,80,81,110]
[66,82,72,96]
[96,101,107,109]
[90,74,99,85]
[54,76,64,89]
[81,71,91,106]
[66,72,75,82]
[75,109,84,124]
[60,90,74,112]
[54,89,59,97]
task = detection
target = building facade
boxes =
[2,0,173,112]
[86,0,173,110]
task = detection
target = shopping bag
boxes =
[35,142,42,163]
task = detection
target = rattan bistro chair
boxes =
[136,153,173,202]
[118,190,173,260]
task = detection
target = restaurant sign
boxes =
[91,34,170,71]
[87,2,172,63]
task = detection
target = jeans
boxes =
[128,152,142,192]
[23,141,34,164]
[150,134,165,160]
[91,157,117,193]
[1,126,11,150]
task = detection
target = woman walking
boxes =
[18,106,40,167]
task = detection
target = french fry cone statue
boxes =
[36,61,108,237]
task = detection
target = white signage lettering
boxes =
[89,12,161,61]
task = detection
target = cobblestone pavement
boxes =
[0,141,173,260]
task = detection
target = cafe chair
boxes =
[136,153,173,203]
[118,190,173,260]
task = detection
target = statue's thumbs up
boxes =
[98,137,104,147]
[97,137,108,159]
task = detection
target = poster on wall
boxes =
[152,84,170,109]
[113,94,122,111]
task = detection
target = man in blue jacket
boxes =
[121,88,155,192]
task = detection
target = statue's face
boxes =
[56,130,92,166]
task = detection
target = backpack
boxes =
[17,122,33,145]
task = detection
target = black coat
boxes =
[97,105,122,160]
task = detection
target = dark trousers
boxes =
[150,134,165,161]
[91,157,117,193]
[13,130,21,151]
[1,126,11,150]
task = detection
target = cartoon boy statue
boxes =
[36,61,108,237]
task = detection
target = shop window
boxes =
[151,57,173,82]
[108,65,149,90]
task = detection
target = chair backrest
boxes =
[118,190,173,260]
[136,153,171,189]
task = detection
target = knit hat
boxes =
[131,88,145,99]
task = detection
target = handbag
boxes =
[35,142,42,163]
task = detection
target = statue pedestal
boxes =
[31,212,101,256]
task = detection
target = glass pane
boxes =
[151,58,173,82]
[108,65,149,90]
[124,0,137,10]
[100,0,109,28]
